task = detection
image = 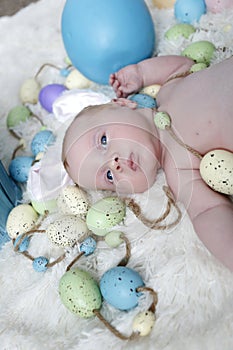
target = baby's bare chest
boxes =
[156,65,233,160]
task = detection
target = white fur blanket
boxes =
[0,1,233,349]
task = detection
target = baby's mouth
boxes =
[127,153,137,171]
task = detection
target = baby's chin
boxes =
[114,177,155,196]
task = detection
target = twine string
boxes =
[125,186,182,231]
[93,309,138,341]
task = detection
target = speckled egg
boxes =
[56,185,89,218]
[152,0,175,8]
[46,215,89,247]
[65,69,92,89]
[104,230,124,248]
[59,268,102,318]
[9,156,34,183]
[205,0,233,13]
[31,130,55,156]
[31,199,57,215]
[6,204,39,239]
[39,84,67,113]
[140,84,161,99]
[100,266,144,310]
[132,311,156,336]
[86,197,126,236]
[190,62,207,72]
[200,149,233,195]
[128,93,157,109]
[175,0,206,24]
[165,23,196,41]
[7,105,32,128]
[19,78,41,104]
[181,41,216,65]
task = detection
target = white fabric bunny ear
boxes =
[52,89,110,122]
[27,89,110,203]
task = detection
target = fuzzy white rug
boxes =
[0,1,233,349]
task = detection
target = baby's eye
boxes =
[106,170,114,183]
[100,134,107,147]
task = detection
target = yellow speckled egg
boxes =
[46,215,89,247]
[19,78,41,104]
[152,0,175,8]
[65,69,92,89]
[181,41,216,65]
[200,149,233,195]
[140,84,161,98]
[132,311,156,336]
[56,185,89,218]
[6,204,39,239]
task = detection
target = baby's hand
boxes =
[109,64,143,98]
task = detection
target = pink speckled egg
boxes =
[205,0,233,13]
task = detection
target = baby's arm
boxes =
[170,170,233,271]
[110,55,194,97]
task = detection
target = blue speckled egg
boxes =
[33,256,49,272]
[31,130,55,156]
[39,84,67,113]
[128,93,157,109]
[100,266,144,310]
[14,234,30,252]
[9,156,34,183]
[80,237,97,256]
[175,0,206,24]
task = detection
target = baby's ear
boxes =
[111,98,138,109]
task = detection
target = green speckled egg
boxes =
[7,105,32,128]
[181,41,216,65]
[86,197,126,236]
[59,268,102,318]
[165,23,196,40]
[104,230,124,248]
[190,62,207,73]
[31,199,57,215]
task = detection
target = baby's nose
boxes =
[112,156,122,171]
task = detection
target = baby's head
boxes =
[62,101,160,195]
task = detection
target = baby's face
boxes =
[63,104,160,194]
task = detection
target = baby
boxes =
[62,55,233,271]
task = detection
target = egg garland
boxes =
[153,111,233,195]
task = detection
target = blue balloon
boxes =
[175,0,206,24]
[61,0,155,85]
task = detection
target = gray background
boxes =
[0,0,39,16]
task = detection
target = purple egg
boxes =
[39,84,67,113]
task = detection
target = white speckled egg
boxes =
[200,149,233,194]
[132,311,156,336]
[56,186,89,218]
[19,78,41,104]
[46,215,89,247]
[140,84,161,98]
[65,69,92,89]
[6,204,39,239]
